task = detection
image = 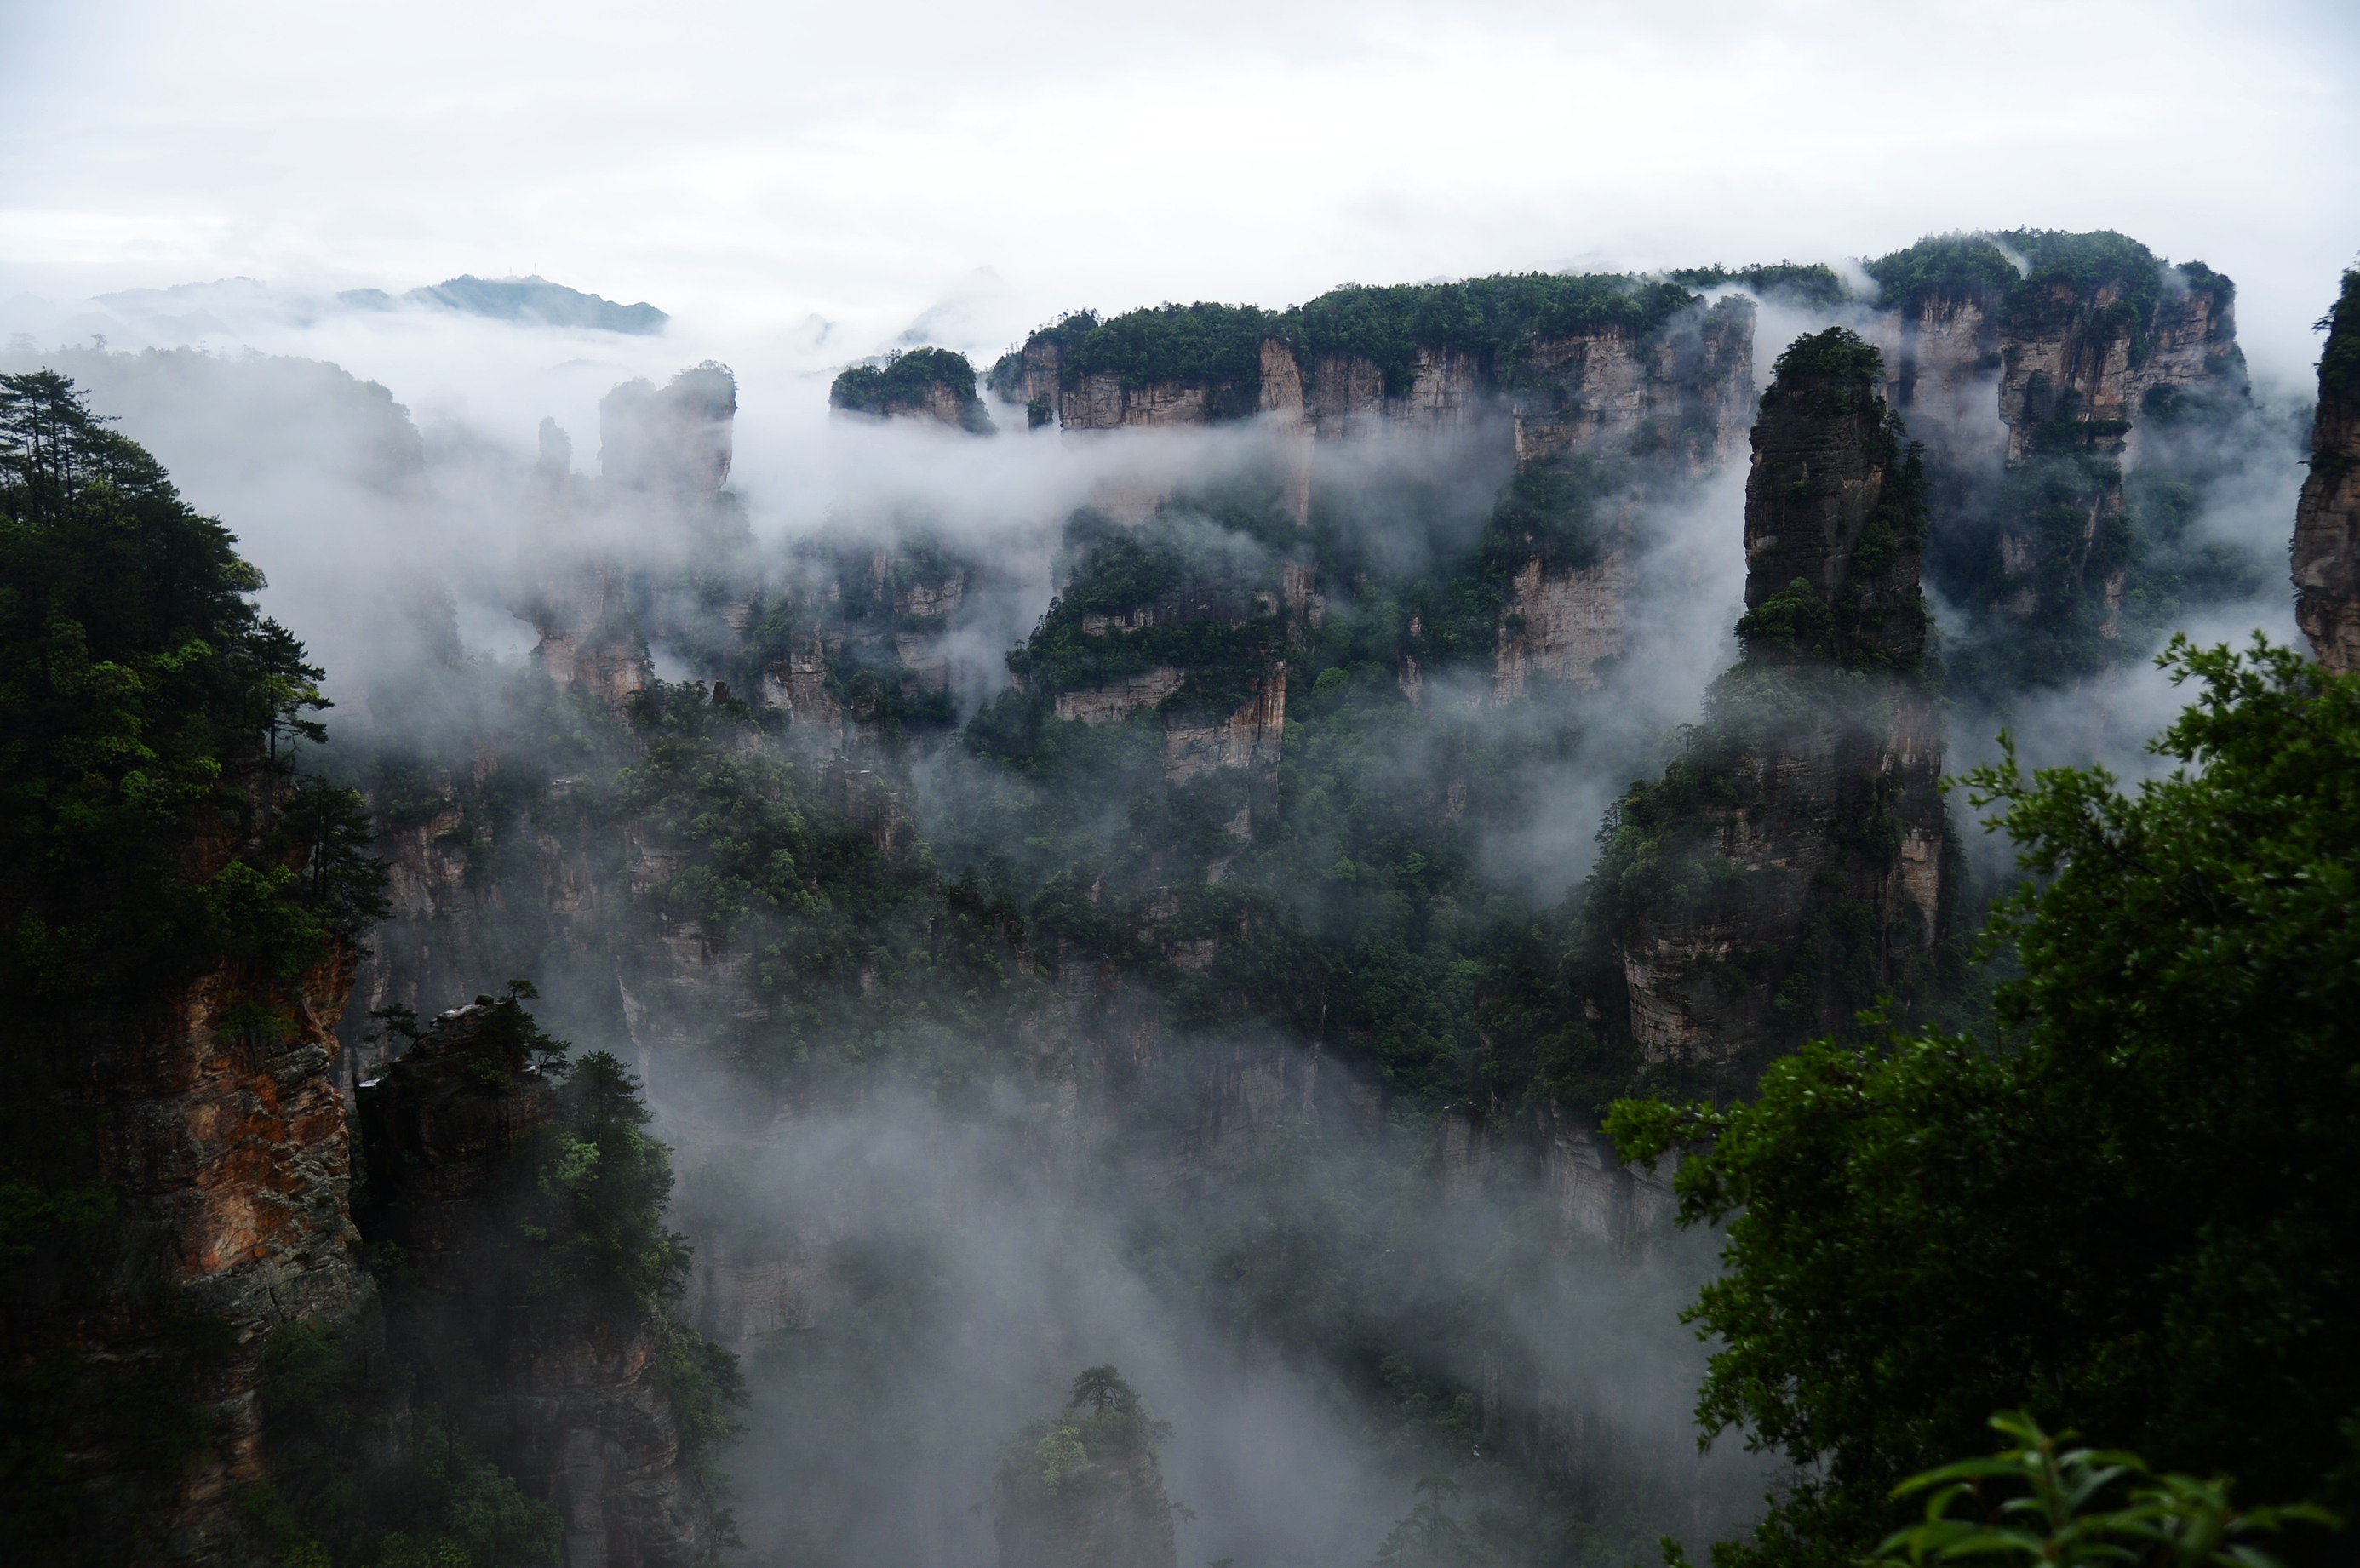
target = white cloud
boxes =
[3,0,2354,393]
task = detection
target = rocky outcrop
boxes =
[2295,270,2360,672]
[995,1450,1177,1568]
[831,348,994,434]
[1510,296,1756,475]
[12,903,369,1562]
[1997,266,2238,465]
[602,363,736,496]
[1160,667,1286,785]
[518,560,652,710]
[1303,344,1485,438]
[1493,548,1633,698]
[1590,329,1947,1077]
[992,339,1064,416]
[1058,336,1303,435]
[357,1000,720,1568]
[1861,235,2248,650]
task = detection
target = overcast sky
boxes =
[3,0,2357,393]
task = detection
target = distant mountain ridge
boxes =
[341,272,669,334]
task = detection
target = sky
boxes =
[3,0,2358,402]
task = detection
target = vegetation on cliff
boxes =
[1864,234,2022,310]
[1610,638,2360,1568]
[0,369,383,1017]
[0,372,388,1562]
[1011,274,1704,411]
[1666,262,1851,309]
[2317,267,2360,405]
[1004,509,1285,717]
[995,1365,1178,1568]
[1286,273,1699,396]
[830,346,994,433]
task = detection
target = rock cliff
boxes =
[831,347,994,434]
[2294,269,2360,672]
[13,942,371,1565]
[1582,329,1948,1080]
[1862,232,2251,690]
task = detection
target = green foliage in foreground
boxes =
[0,374,387,1559]
[1864,1412,2334,1568]
[1609,638,2360,1568]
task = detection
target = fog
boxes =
[0,226,2322,1565]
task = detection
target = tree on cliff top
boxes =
[0,369,384,1017]
[830,346,994,433]
[1608,637,2360,1568]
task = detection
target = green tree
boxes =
[1868,1411,2333,1568]
[1608,638,2360,1568]
[1373,1477,1486,1568]
[0,369,380,1006]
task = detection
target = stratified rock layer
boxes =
[2295,271,2360,672]
[1595,330,1947,1077]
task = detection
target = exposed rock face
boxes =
[357,1002,718,1568]
[1493,548,1633,698]
[1511,297,1756,475]
[519,560,653,710]
[1866,289,2004,478]
[18,918,369,1561]
[1594,330,1947,1078]
[1047,664,1288,787]
[992,338,1064,413]
[1059,339,1305,434]
[1861,242,2247,646]
[602,364,736,496]
[1743,340,1933,667]
[1303,344,1486,438]
[1997,272,2237,464]
[1160,668,1286,785]
[2295,270,2360,672]
[830,349,995,434]
[1486,300,1754,701]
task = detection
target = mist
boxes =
[0,216,2326,1567]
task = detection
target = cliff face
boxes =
[831,349,995,434]
[2294,270,2360,672]
[1867,289,2003,478]
[1590,329,1947,1079]
[1303,343,1483,437]
[1997,272,2237,464]
[1510,296,1756,475]
[1492,551,1632,698]
[1861,237,2249,677]
[602,364,736,497]
[45,951,369,1565]
[357,1001,720,1568]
